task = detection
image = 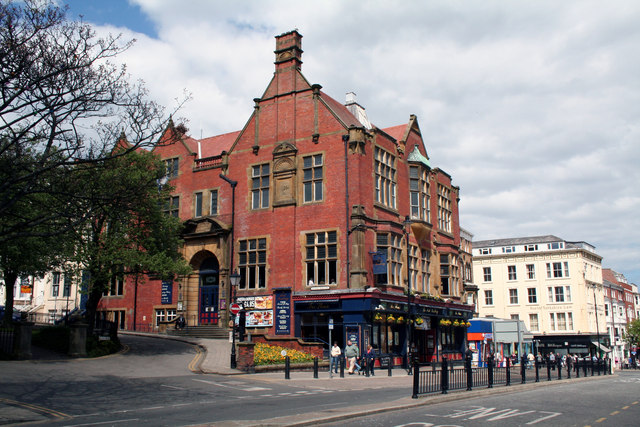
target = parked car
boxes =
[0,306,22,322]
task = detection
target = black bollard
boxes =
[441,356,449,394]
[506,356,511,386]
[487,355,494,388]
[412,361,420,399]
[340,355,345,378]
[535,356,540,382]
[388,357,393,377]
[546,356,552,381]
[465,355,473,391]
[558,358,562,380]
[285,356,290,380]
[521,356,527,384]
[313,356,318,379]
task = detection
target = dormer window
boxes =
[547,242,564,250]
[502,246,515,253]
[524,244,538,252]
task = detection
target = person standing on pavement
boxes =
[365,344,376,376]
[344,340,360,374]
[330,341,341,374]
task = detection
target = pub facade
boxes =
[99,30,474,364]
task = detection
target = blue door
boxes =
[199,281,219,324]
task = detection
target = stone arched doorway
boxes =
[198,256,220,324]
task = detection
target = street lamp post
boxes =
[229,270,241,369]
[593,283,602,358]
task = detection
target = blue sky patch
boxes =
[64,0,157,38]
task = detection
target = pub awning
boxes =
[592,341,612,353]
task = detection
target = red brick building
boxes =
[99,30,474,363]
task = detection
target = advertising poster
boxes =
[237,295,273,328]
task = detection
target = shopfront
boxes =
[293,289,473,366]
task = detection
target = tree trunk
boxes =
[84,283,105,336]
[2,270,18,325]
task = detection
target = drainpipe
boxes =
[343,133,350,288]
[220,173,238,309]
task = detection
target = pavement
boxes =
[1,332,615,427]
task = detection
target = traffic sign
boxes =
[230,303,241,315]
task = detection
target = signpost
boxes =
[230,303,241,316]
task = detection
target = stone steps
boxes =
[167,325,230,339]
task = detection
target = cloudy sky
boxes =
[63,0,640,285]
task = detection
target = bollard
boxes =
[285,356,290,380]
[521,356,527,384]
[441,356,449,394]
[313,356,318,379]
[340,355,345,378]
[557,358,562,380]
[546,357,552,381]
[591,358,595,376]
[506,356,511,386]
[412,361,420,399]
[567,358,571,379]
[576,359,580,378]
[388,357,393,377]
[487,355,494,388]
[535,357,540,382]
[465,355,473,391]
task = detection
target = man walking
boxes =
[344,340,360,375]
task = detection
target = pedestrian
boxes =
[365,344,376,376]
[176,314,186,330]
[549,352,556,370]
[344,340,360,375]
[330,341,341,374]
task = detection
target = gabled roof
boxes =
[198,131,240,158]
[319,91,363,129]
[382,124,405,142]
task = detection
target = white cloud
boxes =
[76,0,640,284]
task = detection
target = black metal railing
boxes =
[412,355,611,398]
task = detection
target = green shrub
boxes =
[86,335,121,358]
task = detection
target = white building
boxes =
[473,235,607,357]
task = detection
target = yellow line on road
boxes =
[595,417,607,423]
[610,410,620,415]
[188,344,205,372]
[0,397,70,420]
[622,405,630,410]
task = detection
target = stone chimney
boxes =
[274,30,303,73]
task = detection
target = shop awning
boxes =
[592,341,611,353]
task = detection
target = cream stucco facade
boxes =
[473,235,607,356]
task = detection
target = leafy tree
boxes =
[0,0,187,319]
[69,147,191,332]
[0,0,186,244]
[624,319,640,349]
